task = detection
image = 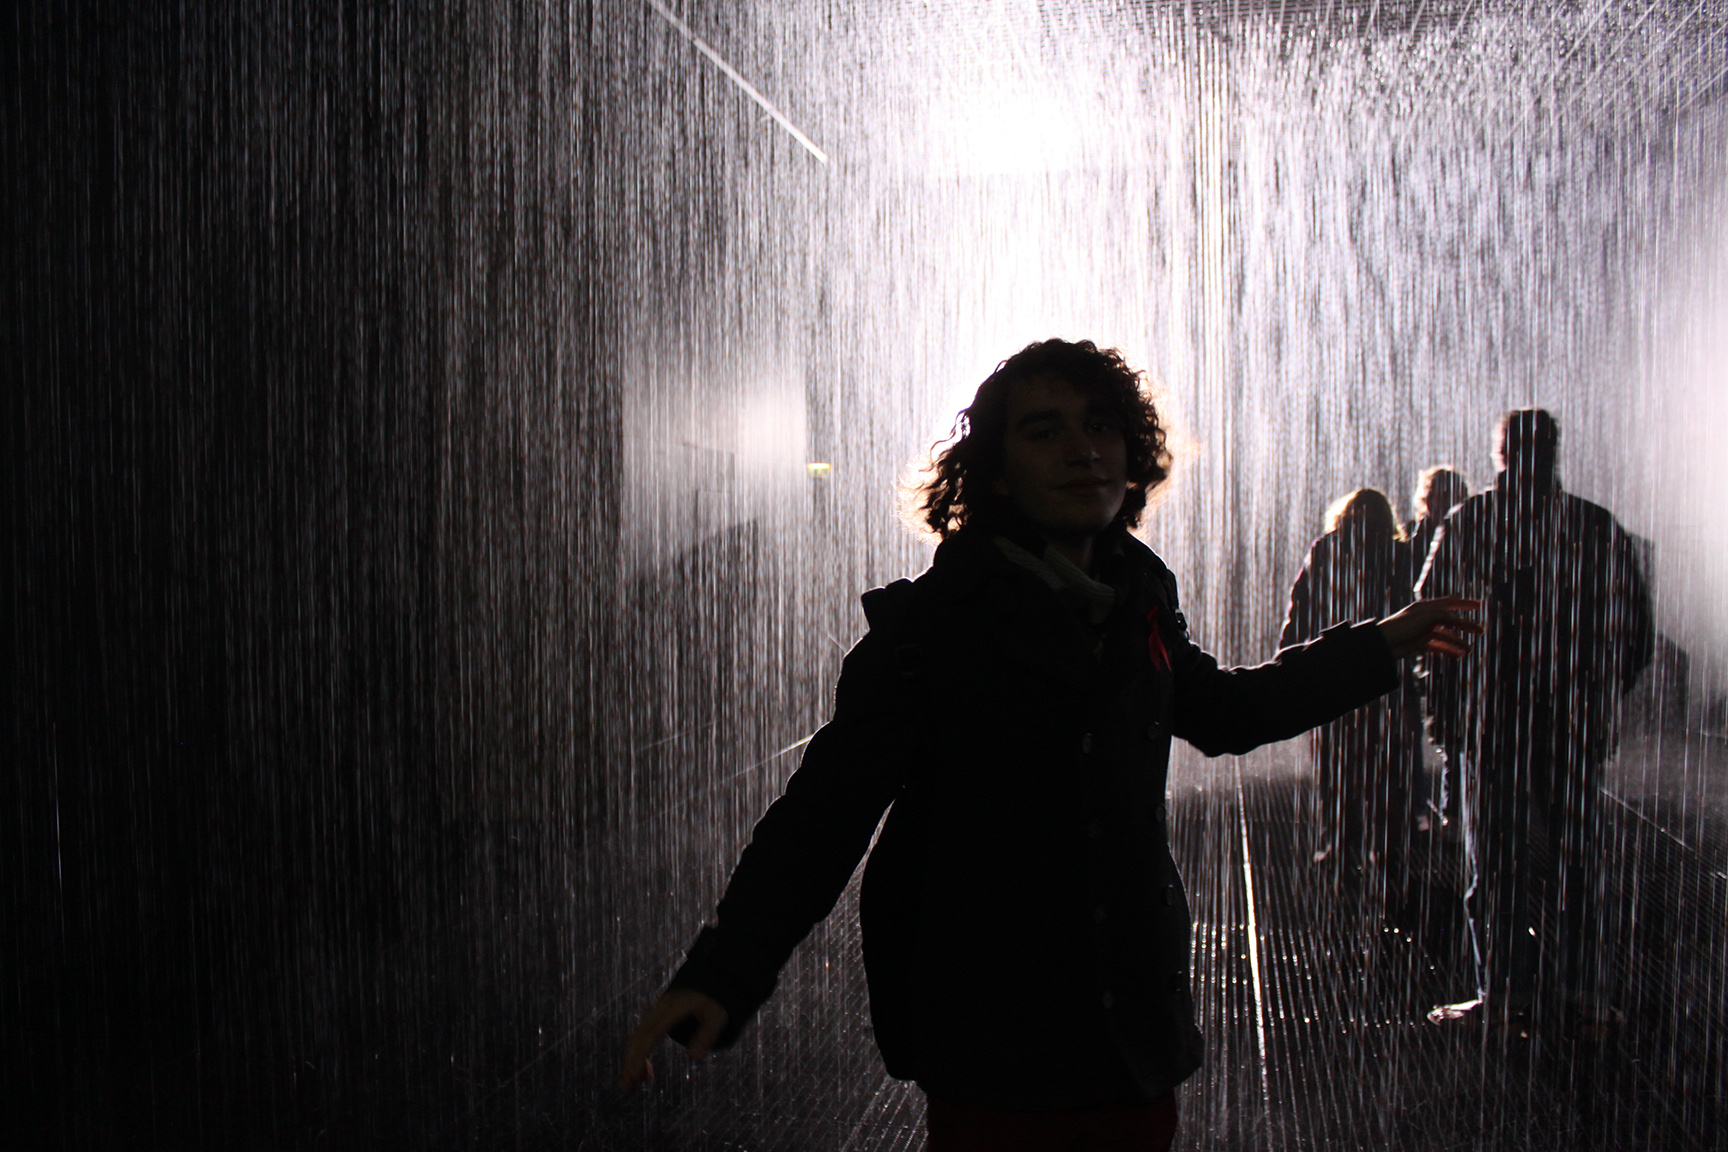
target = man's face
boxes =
[991,375,1128,540]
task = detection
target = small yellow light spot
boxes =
[806,462,832,475]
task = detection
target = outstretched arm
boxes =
[616,635,911,1091]
[1167,575,1478,757]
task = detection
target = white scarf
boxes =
[993,536,1118,627]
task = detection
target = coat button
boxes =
[1087,821,1103,840]
[1168,973,1186,992]
[1101,991,1115,1009]
[1153,803,1168,823]
[1145,721,1161,740]
[1164,884,1178,906]
[1092,905,1107,923]
[1081,733,1094,754]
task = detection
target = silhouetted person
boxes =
[1281,489,1423,920]
[619,340,1478,1151]
[1406,465,1472,831]
[1407,466,1470,572]
[1419,409,1653,1031]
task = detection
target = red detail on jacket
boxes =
[1146,607,1172,671]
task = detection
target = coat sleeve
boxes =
[663,629,912,1050]
[1161,569,1400,758]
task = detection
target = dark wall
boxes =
[2,1,642,1143]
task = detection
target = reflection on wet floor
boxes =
[434,731,1726,1151]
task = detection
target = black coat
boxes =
[669,526,1398,1109]
[1417,478,1654,788]
[1280,527,1424,881]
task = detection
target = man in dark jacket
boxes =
[1418,409,1652,1031]
[619,340,1478,1150]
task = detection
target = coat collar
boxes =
[926,527,1162,692]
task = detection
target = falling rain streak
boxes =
[6,0,1728,1148]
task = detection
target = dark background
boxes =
[8,1,629,1142]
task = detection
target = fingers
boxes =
[1416,601,1486,618]
[617,990,730,1092]
[1416,619,1478,656]
[1411,602,1483,633]
[688,1003,727,1061]
[617,1011,666,1091]
[1421,634,1472,657]
[619,1055,655,1092]
[1399,600,1484,660]
[1434,612,1484,636]
[1380,601,1483,660]
[618,994,683,1091]
[1423,622,1481,647]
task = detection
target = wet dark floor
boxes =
[16,728,1721,1150]
[424,735,1728,1152]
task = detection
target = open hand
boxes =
[617,988,729,1092]
[1378,596,1482,660]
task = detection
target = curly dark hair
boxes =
[913,339,1173,539]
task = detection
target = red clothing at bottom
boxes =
[926,1092,1177,1152]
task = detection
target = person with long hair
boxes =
[619,340,1478,1151]
[1282,488,1423,919]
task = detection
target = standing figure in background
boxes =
[1420,409,1653,1031]
[1407,466,1471,572]
[1407,466,1472,833]
[1282,489,1422,920]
